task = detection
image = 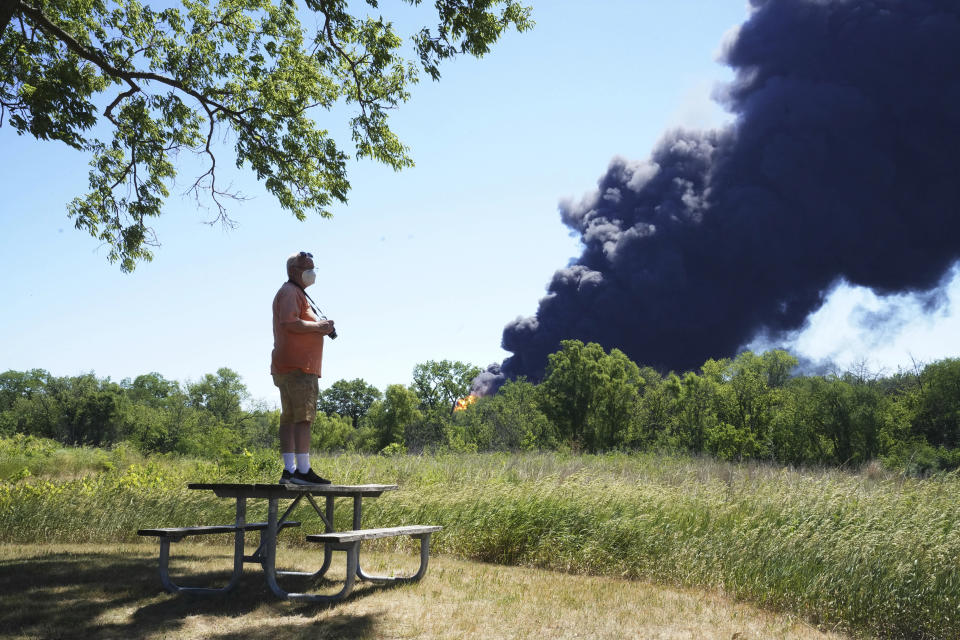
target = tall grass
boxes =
[1,439,957,638]
[356,453,960,638]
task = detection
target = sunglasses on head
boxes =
[299,251,313,258]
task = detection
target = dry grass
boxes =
[0,543,850,640]
[4,451,954,636]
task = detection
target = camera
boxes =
[329,328,338,340]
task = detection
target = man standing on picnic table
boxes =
[272,251,336,485]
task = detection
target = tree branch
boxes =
[18,0,361,168]
[0,0,19,37]
[109,156,135,190]
[103,82,140,125]
[18,1,244,119]
[321,11,368,119]
[17,0,280,195]
[188,102,231,222]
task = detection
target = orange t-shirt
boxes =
[271,282,324,376]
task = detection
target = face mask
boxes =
[301,269,317,287]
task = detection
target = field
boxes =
[1,440,958,638]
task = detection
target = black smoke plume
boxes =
[477,0,960,394]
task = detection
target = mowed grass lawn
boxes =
[0,543,847,640]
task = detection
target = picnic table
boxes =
[138,483,441,603]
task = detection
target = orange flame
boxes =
[453,394,479,412]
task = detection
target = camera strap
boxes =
[287,280,327,320]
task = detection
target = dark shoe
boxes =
[292,468,331,485]
[279,469,296,485]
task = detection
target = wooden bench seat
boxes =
[138,521,300,542]
[305,525,441,544]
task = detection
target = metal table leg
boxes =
[156,496,247,595]
[310,495,335,579]
[349,495,434,583]
[249,494,302,567]
[355,532,435,584]
[263,496,361,603]
[268,494,335,579]
[352,495,379,582]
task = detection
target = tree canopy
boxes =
[0,0,532,270]
[410,358,480,415]
[317,377,381,425]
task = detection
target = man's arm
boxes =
[277,288,335,334]
[280,318,335,334]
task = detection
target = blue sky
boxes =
[2,0,959,405]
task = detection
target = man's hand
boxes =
[318,320,335,335]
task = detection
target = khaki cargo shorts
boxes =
[272,370,319,424]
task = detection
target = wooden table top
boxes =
[188,483,398,498]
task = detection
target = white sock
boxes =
[282,453,296,473]
[296,453,311,473]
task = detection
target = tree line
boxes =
[2,342,959,472]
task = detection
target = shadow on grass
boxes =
[0,548,383,639]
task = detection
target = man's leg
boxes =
[293,420,311,454]
[279,424,297,468]
[293,420,329,483]
[279,423,295,452]
[275,374,297,483]
[293,371,316,462]
[290,372,330,484]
